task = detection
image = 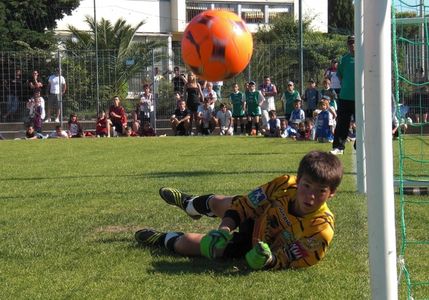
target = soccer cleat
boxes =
[159,187,201,220]
[135,229,166,247]
[330,148,344,155]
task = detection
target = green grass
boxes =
[0,136,425,299]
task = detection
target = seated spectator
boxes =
[215,103,233,136]
[296,121,312,141]
[48,125,69,139]
[140,121,156,137]
[68,113,84,138]
[264,110,281,137]
[280,119,297,139]
[170,100,191,136]
[96,111,112,137]
[109,96,128,136]
[125,126,139,137]
[25,125,45,140]
[197,97,216,135]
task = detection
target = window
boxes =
[187,3,211,22]
[268,5,293,22]
[241,4,264,24]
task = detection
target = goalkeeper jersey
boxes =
[224,175,334,270]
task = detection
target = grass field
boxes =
[0,136,424,299]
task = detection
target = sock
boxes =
[234,123,237,134]
[164,232,184,252]
[255,123,259,133]
[186,194,215,217]
[240,123,244,133]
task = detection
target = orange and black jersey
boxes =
[224,175,334,270]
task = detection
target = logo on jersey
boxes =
[248,187,267,207]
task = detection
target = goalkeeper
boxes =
[135,150,343,270]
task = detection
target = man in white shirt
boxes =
[46,68,66,123]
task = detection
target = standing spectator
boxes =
[289,99,306,130]
[109,96,128,136]
[302,78,321,118]
[281,81,301,120]
[315,99,335,143]
[151,67,164,102]
[331,35,355,155]
[170,100,191,136]
[259,76,278,130]
[264,110,281,137]
[184,71,204,135]
[96,111,112,137]
[172,66,187,95]
[215,103,233,136]
[244,81,265,136]
[320,78,338,111]
[212,81,223,100]
[46,68,66,123]
[203,81,218,109]
[28,70,43,95]
[324,58,341,95]
[26,91,46,126]
[33,97,44,134]
[67,113,84,138]
[137,84,154,128]
[3,68,23,121]
[229,83,246,135]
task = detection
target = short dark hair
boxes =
[297,151,343,191]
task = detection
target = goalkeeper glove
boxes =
[245,241,273,270]
[200,229,232,259]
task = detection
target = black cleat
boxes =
[159,187,202,220]
[135,229,166,247]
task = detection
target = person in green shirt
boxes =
[281,81,301,120]
[331,35,355,155]
[244,81,265,135]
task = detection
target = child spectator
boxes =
[109,96,128,136]
[197,98,216,135]
[48,125,69,139]
[25,125,45,139]
[320,78,338,111]
[140,121,156,137]
[302,78,321,117]
[264,110,281,137]
[244,81,265,136]
[135,151,343,271]
[289,99,305,130]
[281,81,301,120]
[68,113,84,138]
[229,83,246,135]
[96,111,112,137]
[33,97,43,134]
[215,103,233,136]
[138,84,154,127]
[170,100,191,136]
[296,121,311,141]
[315,99,335,143]
[125,126,139,137]
[280,119,297,139]
[324,58,341,94]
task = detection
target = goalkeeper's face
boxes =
[294,174,335,216]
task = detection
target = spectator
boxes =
[184,71,204,135]
[212,81,223,100]
[320,78,338,111]
[302,78,321,118]
[137,83,154,128]
[264,110,281,137]
[3,68,23,121]
[140,121,156,137]
[151,66,164,102]
[229,83,246,135]
[289,99,306,130]
[109,96,128,136]
[331,36,355,155]
[48,125,69,139]
[244,81,265,136]
[259,76,278,130]
[174,92,182,108]
[25,125,45,140]
[28,70,43,95]
[26,91,46,127]
[170,100,191,136]
[215,103,233,136]
[68,113,84,138]
[280,119,297,139]
[281,81,301,120]
[324,58,341,95]
[172,66,187,95]
[95,111,111,137]
[46,68,66,123]
[203,81,218,109]
[315,99,335,143]
[33,96,43,134]
[296,121,311,141]
[197,98,216,135]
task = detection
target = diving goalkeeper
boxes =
[135,150,343,270]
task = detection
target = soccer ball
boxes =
[181,10,253,81]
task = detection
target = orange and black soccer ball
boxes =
[181,10,253,81]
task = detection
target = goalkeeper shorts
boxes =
[222,219,254,259]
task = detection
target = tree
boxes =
[64,17,165,108]
[328,0,354,34]
[0,0,80,51]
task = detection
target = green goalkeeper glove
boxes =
[200,229,232,259]
[245,241,273,270]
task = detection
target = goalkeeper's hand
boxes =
[245,241,273,270]
[200,229,232,259]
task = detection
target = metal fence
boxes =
[3,41,425,125]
